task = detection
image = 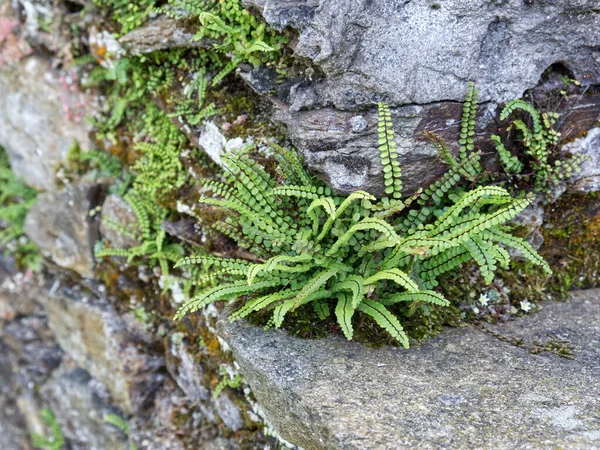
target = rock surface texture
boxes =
[24,183,105,278]
[219,290,600,450]
[0,56,94,190]
[243,0,600,195]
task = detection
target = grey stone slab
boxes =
[218,290,600,449]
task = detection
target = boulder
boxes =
[43,288,166,415]
[218,289,600,449]
[24,183,105,278]
[0,55,94,190]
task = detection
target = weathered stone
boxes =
[0,55,94,190]
[24,183,105,278]
[130,379,221,450]
[275,100,499,195]
[166,340,211,405]
[239,1,600,195]
[40,363,129,450]
[0,340,40,450]
[100,194,141,249]
[513,203,545,250]
[44,288,166,414]
[166,339,243,431]
[219,290,600,450]
[1,315,63,387]
[0,255,45,320]
[565,127,600,193]
[253,0,600,106]
[119,16,212,55]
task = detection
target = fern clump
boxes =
[492,99,586,192]
[173,95,550,347]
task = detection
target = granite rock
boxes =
[219,290,600,450]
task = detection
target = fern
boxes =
[31,408,65,450]
[377,103,402,199]
[171,85,550,347]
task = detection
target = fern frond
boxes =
[230,289,297,321]
[422,131,457,168]
[335,293,355,340]
[247,254,312,284]
[491,135,523,173]
[271,185,322,200]
[464,237,496,284]
[378,103,402,198]
[501,99,542,134]
[335,275,365,308]
[291,267,342,310]
[483,228,551,273]
[175,278,282,319]
[363,268,419,292]
[459,82,479,171]
[381,290,449,306]
[358,299,409,348]
[174,255,252,271]
[326,218,398,257]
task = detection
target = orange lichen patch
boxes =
[201,328,222,357]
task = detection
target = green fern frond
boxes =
[378,103,402,199]
[363,268,419,292]
[335,293,355,340]
[381,290,449,306]
[358,299,409,348]
[491,135,523,173]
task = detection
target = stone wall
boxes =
[1,1,600,449]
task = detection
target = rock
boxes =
[100,194,141,249]
[0,55,94,190]
[0,340,42,450]
[24,183,105,278]
[213,393,243,432]
[1,315,63,387]
[275,100,498,195]
[241,1,600,195]
[512,203,545,250]
[218,290,600,449]
[565,127,600,193]
[43,288,166,415]
[166,339,211,404]
[0,257,45,320]
[253,0,600,106]
[166,339,243,431]
[40,363,129,450]
[119,16,212,55]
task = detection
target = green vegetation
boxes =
[492,99,586,193]
[104,414,138,450]
[31,408,65,450]
[83,0,590,348]
[172,86,550,347]
[0,147,40,270]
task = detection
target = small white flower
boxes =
[472,305,480,314]
[520,300,532,312]
[479,293,490,306]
